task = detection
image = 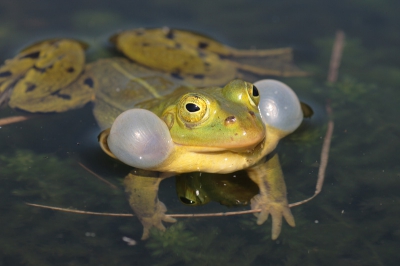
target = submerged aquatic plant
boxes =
[0,149,148,266]
[145,220,265,266]
[146,223,199,260]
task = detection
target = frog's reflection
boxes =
[176,170,258,207]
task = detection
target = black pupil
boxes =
[186,103,200,112]
[252,85,259,97]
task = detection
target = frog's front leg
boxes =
[124,170,176,240]
[246,152,295,239]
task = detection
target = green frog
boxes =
[0,27,310,240]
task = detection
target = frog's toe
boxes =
[271,211,283,240]
[158,201,177,223]
[256,209,270,225]
[251,194,269,224]
[141,227,151,240]
[163,216,177,223]
[270,204,295,239]
[283,207,296,227]
[250,194,262,211]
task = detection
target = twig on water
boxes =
[25,202,133,217]
[0,115,34,126]
[78,162,118,190]
[328,30,345,83]
[24,200,312,218]
[320,30,344,187]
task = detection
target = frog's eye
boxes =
[246,83,260,106]
[178,195,210,206]
[179,94,209,124]
[179,197,196,205]
[254,79,303,134]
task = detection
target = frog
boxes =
[0,27,311,240]
[98,73,307,240]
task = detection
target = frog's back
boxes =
[87,58,191,129]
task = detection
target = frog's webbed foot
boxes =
[139,200,177,240]
[246,152,296,240]
[251,194,295,240]
[124,171,177,240]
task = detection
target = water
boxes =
[0,0,399,265]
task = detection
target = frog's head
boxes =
[162,79,265,152]
[99,79,303,173]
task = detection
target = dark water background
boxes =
[0,0,399,265]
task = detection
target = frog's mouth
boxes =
[175,136,265,154]
[173,111,267,153]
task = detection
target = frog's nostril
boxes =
[224,116,236,125]
[248,111,256,118]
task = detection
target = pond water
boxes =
[0,0,399,265]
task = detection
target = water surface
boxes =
[0,0,399,265]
